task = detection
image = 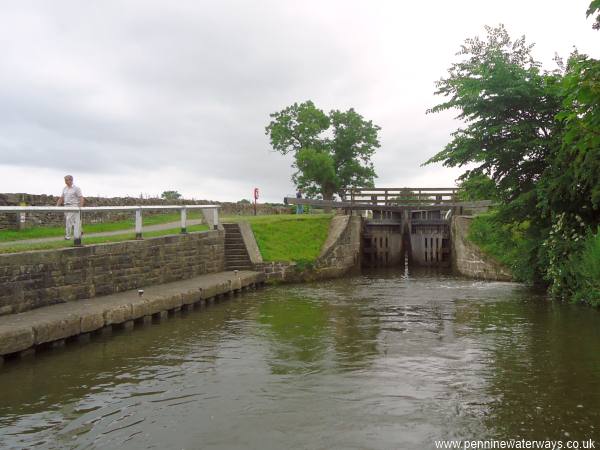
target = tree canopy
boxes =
[265,101,380,200]
[424,25,562,214]
[161,190,182,200]
[426,5,600,300]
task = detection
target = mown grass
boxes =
[0,213,333,261]
[0,224,208,254]
[0,211,205,242]
[237,214,333,263]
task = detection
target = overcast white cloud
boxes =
[0,0,597,202]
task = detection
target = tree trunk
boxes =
[322,190,334,213]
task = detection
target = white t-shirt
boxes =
[62,185,83,206]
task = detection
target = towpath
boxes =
[0,270,265,359]
[0,219,205,248]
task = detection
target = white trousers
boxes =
[65,212,78,238]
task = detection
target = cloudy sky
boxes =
[0,1,597,202]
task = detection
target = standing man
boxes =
[57,175,84,240]
[296,189,304,214]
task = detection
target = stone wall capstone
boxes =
[0,230,225,315]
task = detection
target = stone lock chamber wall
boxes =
[451,215,512,281]
[0,230,225,315]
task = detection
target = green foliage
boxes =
[540,54,600,224]
[588,0,600,29]
[161,190,182,200]
[425,25,562,212]
[265,101,380,200]
[456,173,499,201]
[427,17,600,306]
[572,229,600,306]
[540,212,589,300]
[468,211,540,282]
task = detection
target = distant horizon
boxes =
[1,0,596,202]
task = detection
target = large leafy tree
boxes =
[265,101,380,200]
[588,0,600,29]
[540,53,600,224]
[424,25,563,220]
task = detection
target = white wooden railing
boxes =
[0,205,220,246]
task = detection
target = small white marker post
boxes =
[135,208,143,239]
[73,211,82,246]
[180,207,187,234]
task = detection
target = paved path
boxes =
[0,270,265,358]
[0,219,206,247]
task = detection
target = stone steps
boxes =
[223,223,254,271]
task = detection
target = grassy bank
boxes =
[468,211,600,307]
[0,214,333,262]
[0,224,208,254]
[467,211,539,283]
[232,214,333,263]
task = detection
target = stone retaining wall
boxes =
[0,193,289,230]
[252,215,363,283]
[0,230,225,315]
[451,215,512,281]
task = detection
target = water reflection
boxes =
[0,270,599,449]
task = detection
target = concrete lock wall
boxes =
[0,230,225,316]
[451,216,512,281]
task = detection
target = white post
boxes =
[213,208,219,229]
[135,208,143,239]
[180,207,187,233]
[201,207,219,230]
[73,211,82,246]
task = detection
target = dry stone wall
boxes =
[0,193,289,230]
[0,230,225,315]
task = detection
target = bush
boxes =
[571,229,600,307]
[468,210,542,283]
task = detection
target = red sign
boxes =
[253,188,260,200]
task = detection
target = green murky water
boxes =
[1,269,599,449]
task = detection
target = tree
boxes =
[424,25,563,220]
[161,190,182,201]
[265,101,380,200]
[539,52,600,225]
[588,0,600,29]
[456,173,499,202]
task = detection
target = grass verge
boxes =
[236,214,333,263]
[0,211,204,242]
[0,224,208,254]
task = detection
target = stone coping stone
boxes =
[0,270,264,356]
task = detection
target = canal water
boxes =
[1,269,599,449]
